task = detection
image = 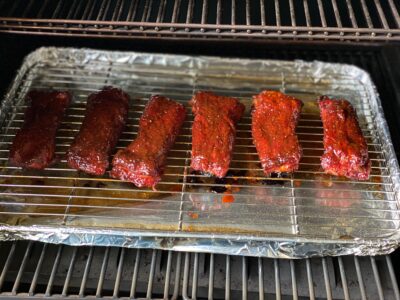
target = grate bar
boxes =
[72,1,85,21]
[163,251,173,299]
[52,1,64,20]
[170,0,180,26]
[21,0,34,18]
[172,252,182,300]
[126,0,138,22]
[216,0,221,27]
[81,0,93,21]
[146,249,157,299]
[101,0,112,22]
[360,0,373,29]
[245,0,251,31]
[66,0,79,20]
[201,0,207,26]
[322,258,332,300]
[354,256,367,300]
[96,246,110,298]
[242,256,248,300]
[331,0,343,29]
[274,0,281,28]
[306,259,315,300]
[373,0,390,30]
[79,246,94,297]
[11,241,32,295]
[191,253,199,299]
[288,0,296,28]
[386,256,400,300]
[345,0,358,29]
[338,257,350,300]
[182,252,190,300]
[303,0,311,31]
[317,0,327,29]
[388,0,400,28]
[208,254,214,300]
[290,260,298,300]
[145,0,153,23]
[111,0,124,23]
[231,0,236,28]
[129,249,141,299]
[260,0,266,28]
[45,245,63,297]
[61,247,78,297]
[258,257,264,300]
[274,259,281,300]
[371,257,385,300]
[225,256,230,300]
[36,0,49,19]
[113,247,125,298]
[29,243,47,296]
[186,0,193,29]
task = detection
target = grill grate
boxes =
[0,48,399,255]
[0,0,399,41]
[0,240,399,299]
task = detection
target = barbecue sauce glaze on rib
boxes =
[190,91,245,178]
[9,90,71,169]
[252,90,303,175]
[319,96,371,180]
[67,87,129,175]
[111,95,186,188]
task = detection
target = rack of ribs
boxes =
[111,95,186,188]
[9,90,71,169]
[67,87,129,175]
[319,96,371,180]
[252,90,303,175]
[190,91,245,178]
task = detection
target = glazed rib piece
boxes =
[9,90,71,169]
[67,87,129,175]
[190,91,245,178]
[319,96,371,180]
[111,95,186,188]
[252,90,303,175]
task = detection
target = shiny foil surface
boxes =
[0,47,399,258]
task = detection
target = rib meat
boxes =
[319,96,371,180]
[67,87,129,175]
[111,95,186,188]
[9,90,71,169]
[252,90,303,175]
[190,91,245,178]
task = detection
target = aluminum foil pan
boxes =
[0,47,399,258]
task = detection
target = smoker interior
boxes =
[0,35,398,299]
[0,0,400,299]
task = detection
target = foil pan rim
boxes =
[0,224,398,258]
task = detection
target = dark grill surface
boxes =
[0,241,399,299]
[0,35,399,299]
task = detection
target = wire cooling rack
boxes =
[0,48,399,257]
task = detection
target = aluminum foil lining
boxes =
[0,47,399,258]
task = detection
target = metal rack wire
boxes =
[0,0,399,41]
[0,241,399,299]
[0,48,399,256]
